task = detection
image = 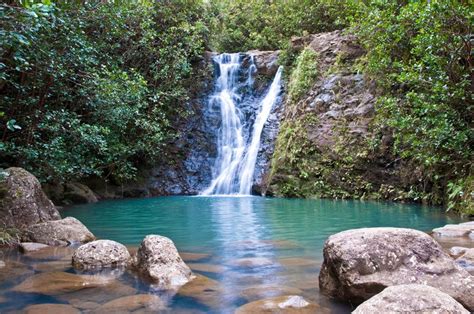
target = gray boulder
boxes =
[0,167,60,229]
[136,235,194,289]
[353,284,469,313]
[319,227,474,311]
[23,217,95,246]
[72,240,131,269]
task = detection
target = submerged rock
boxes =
[235,295,321,314]
[58,280,136,305]
[72,240,131,269]
[0,260,34,283]
[240,284,303,302]
[188,263,226,274]
[353,284,469,314]
[23,217,95,246]
[94,294,165,312]
[0,167,60,230]
[179,252,211,262]
[136,235,194,289]
[24,303,80,314]
[229,257,274,268]
[12,271,114,295]
[177,274,223,308]
[319,227,474,311]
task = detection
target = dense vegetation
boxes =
[1,0,209,184]
[1,0,472,214]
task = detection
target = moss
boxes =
[287,47,318,103]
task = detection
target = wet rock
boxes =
[229,257,274,268]
[248,50,280,77]
[177,274,223,308]
[240,284,303,302]
[188,263,226,273]
[235,295,321,314]
[353,284,469,314]
[179,252,211,262]
[94,294,165,313]
[72,240,131,269]
[23,217,95,246]
[19,242,50,253]
[136,235,194,289]
[432,221,474,238]
[0,167,60,230]
[24,303,80,314]
[63,182,98,204]
[449,246,469,257]
[319,227,474,310]
[456,248,474,272]
[12,271,114,295]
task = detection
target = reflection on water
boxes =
[0,196,461,313]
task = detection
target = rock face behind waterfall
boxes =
[319,227,474,311]
[108,50,283,197]
[0,167,60,229]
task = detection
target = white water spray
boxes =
[201,53,283,196]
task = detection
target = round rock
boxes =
[72,240,131,269]
[319,227,474,311]
[353,284,469,314]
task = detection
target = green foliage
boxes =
[355,1,473,213]
[287,48,318,103]
[0,1,209,183]
[209,0,362,52]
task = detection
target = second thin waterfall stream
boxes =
[201,53,283,195]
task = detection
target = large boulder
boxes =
[353,284,469,314]
[136,235,194,289]
[0,167,60,229]
[72,240,131,269]
[23,217,95,246]
[319,227,474,311]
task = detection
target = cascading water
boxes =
[201,53,283,196]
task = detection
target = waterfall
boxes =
[201,53,283,196]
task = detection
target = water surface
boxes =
[0,196,461,313]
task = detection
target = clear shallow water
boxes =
[0,196,461,313]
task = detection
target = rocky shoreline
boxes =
[1,167,473,312]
